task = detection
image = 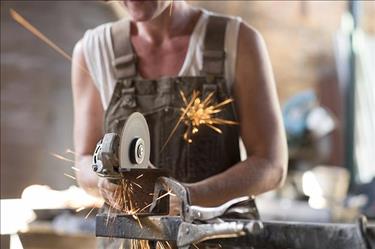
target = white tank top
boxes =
[82,10,242,110]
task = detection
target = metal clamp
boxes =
[186,196,255,223]
[150,177,191,217]
[150,177,263,248]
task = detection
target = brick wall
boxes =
[192,1,374,102]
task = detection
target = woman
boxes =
[72,0,287,234]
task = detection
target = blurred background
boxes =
[1,1,374,248]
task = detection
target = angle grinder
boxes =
[92,112,169,215]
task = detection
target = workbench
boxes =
[96,214,375,249]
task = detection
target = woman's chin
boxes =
[129,13,155,22]
[123,0,171,22]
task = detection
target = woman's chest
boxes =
[131,35,192,79]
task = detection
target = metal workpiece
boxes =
[96,215,181,241]
[95,215,375,249]
[118,169,170,215]
[150,176,191,216]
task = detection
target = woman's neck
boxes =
[132,2,198,44]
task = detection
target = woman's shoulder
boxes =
[79,21,119,94]
[82,22,114,45]
[202,9,261,37]
[80,21,118,67]
[202,8,242,24]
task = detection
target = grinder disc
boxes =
[119,112,151,170]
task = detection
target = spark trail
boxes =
[10,9,90,75]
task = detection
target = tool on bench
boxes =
[150,177,263,249]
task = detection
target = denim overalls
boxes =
[100,15,241,248]
[106,15,240,183]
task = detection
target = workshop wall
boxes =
[0,1,117,198]
[193,1,332,101]
[193,1,374,102]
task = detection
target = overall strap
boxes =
[202,15,229,77]
[111,19,137,80]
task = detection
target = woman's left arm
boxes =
[185,22,288,207]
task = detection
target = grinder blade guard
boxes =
[92,112,151,177]
[92,112,169,215]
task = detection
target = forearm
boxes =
[185,156,285,207]
[72,40,107,199]
[75,155,100,197]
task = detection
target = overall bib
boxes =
[100,15,241,248]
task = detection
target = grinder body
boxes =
[92,112,169,215]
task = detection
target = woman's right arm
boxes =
[71,40,104,197]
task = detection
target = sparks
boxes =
[63,173,76,180]
[139,190,174,213]
[71,166,80,172]
[181,90,238,143]
[157,241,172,249]
[10,9,70,60]
[163,90,238,147]
[160,90,198,152]
[99,178,172,249]
[131,181,142,189]
[10,9,91,75]
[130,240,150,249]
[106,205,112,227]
[65,149,77,155]
[75,206,86,213]
[50,153,75,163]
[84,207,95,219]
[109,179,143,216]
[133,214,143,229]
